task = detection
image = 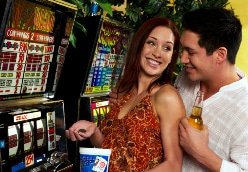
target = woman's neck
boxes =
[137,74,159,94]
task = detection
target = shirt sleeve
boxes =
[220,160,240,172]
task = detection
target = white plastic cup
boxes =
[79,147,111,172]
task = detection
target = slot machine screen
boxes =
[0,0,77,101]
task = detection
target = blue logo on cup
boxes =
[79,147,111,172]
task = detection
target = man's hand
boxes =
[179,117,209,158]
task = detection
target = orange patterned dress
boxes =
[100,93,163,172]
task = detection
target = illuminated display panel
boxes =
[0,0,76,100]
[83,18,132,95]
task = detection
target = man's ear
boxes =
[215,47,227,63]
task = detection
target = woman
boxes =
[66,17,185,172]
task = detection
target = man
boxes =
[177,7,248,172]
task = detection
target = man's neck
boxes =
[200,66,240,100]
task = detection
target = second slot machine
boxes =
[0,99,72,172]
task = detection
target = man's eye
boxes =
[188,52,195,56]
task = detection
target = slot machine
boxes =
[90,97,110,127]
[0,0,77,100]
[0,0,77,171]
[0,108,44,171]
[0,99,72,172]
[55,15,133,170]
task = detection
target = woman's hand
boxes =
[108,88,118,106]
[66,120,97,141]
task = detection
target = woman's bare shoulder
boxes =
[153,84,181,102]
[152,84,185,118]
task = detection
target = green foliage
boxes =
[66,0,229,30]
[123,0,229,30]
[69,20,87,47]
[65,0,229,75]
[96,0,113,17]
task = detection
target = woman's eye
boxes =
[146,40,155,46]
[145,40,173,52]
[163,46,172,51]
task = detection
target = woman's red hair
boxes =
[117,17,180,94]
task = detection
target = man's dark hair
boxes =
[182,7,242,64]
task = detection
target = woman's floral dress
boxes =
[100,93,164,172]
